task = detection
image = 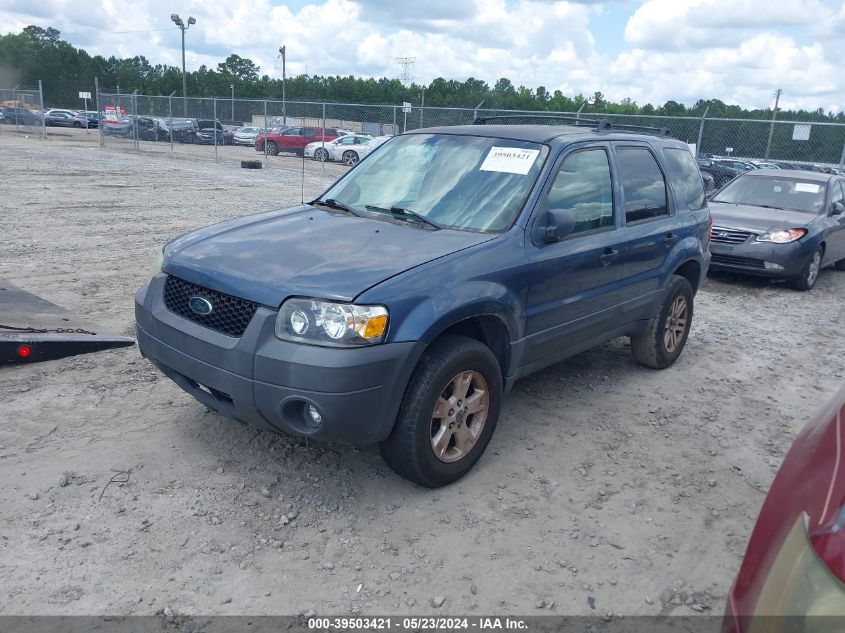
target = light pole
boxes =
[765,88,782,160]
[171,13,196,117]
[230,84,234,123]
[278,45,286,125]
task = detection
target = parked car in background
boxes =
[167,119,198,143]
[137,117,170,141]
[1,107,43,126]
[45,111,77,127]
[196,127,234,145]
[700,170,716,191]
[136,122,711,486]
[233,126,266,146]
[71,112,99,128]
[697,156,744,187]
[255,126,340,155]
[722,382,845,631]
[750,161,780,170]
[304,133,372,163]
[43,108,77,119]
[716,158,758,171]
[708,170,845,290]
[102,117,135,138]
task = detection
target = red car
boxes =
[255,126,339,155]
[723,383,845,631]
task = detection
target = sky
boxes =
[1,0,844,112]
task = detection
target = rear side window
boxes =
[664,148,706,211]
[616,147,668,223]
[545,148,614,235]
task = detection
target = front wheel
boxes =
[631,275,694,369]
[788,248,823,291]
[380,335,502,488]
[266,141,279,155]
[314,148,329,162]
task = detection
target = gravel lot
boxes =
[2,132,845,618]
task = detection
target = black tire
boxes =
[314,148,329,162]
[788,247,823,291]
[73,121,81,128]
[240,160,262,169]
[266,141,279,156]
[342,150,359,166]
[631,275,694,369]
[379,335,503,488]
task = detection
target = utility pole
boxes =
[764,88,782,160]
[696,102,710,156]
[230,84,234,123]
[171,14,196,117]
[278,45,286,125]
[396,57,416,85]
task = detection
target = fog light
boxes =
[764,261,785,270]
[305,404,323,427]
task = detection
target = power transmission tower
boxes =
[396,57,416,85]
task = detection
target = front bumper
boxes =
[134,274,424,445]
[709,240,809,278]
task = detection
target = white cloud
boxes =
[1,0,845,112]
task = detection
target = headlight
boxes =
[756,228,807,243]
[150,247,165,277]
[275,298,388,347]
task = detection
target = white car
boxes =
[305,134,388,166]
[233,126,266,147]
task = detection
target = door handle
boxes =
[599,248,619,266]
[663,233,679,246]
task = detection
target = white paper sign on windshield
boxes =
[795,182,821,193]
[480,147,540,175]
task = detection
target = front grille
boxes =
[710,226,753,245]
[710,254,765,269]
[163,275,259,337]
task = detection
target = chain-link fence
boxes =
[3,84,828,175]
[0,84,45,138]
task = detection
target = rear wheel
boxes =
[631,275,694,369]
[788,248,823,291]
[380,335,502,488]
[342,150,360,166]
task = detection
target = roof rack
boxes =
[471,114,672,137]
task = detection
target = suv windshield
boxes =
[712,175,827,213]
[319,133,548,232]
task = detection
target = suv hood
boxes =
[164,205,495,306]
[709,202,817,234]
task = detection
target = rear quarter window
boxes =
[664,148,706,211]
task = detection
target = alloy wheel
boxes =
[663,295,688,354]
[807,251,822,286]
[429,370,489,463]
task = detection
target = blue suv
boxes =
[135,119,712,487]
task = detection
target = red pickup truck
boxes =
[255,126,340,155]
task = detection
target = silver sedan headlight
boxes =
[275,298,389,347]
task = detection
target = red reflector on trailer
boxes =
[17,345,32,358]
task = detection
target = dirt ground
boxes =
[2,131,845,618]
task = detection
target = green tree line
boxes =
[3,25,845,129]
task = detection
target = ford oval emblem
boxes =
[188,296,213,316]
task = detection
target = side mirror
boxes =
[832,202,845,215]
[535,208,576,243]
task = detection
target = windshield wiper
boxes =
[311,198,360,216]
[364,205,443,230]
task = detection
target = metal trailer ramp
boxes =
[0,279,135,363]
